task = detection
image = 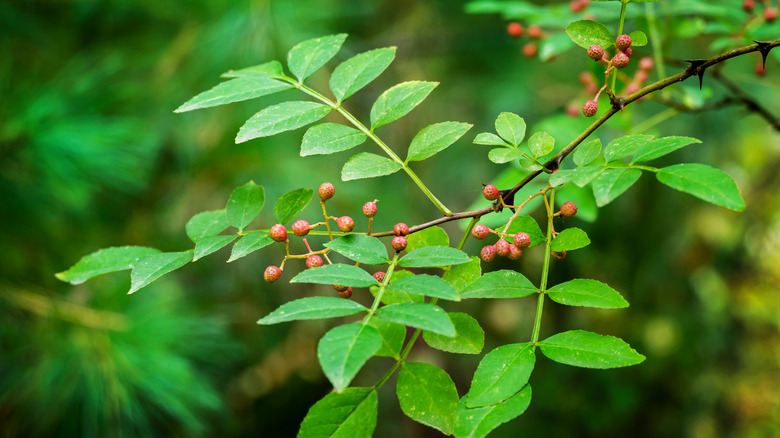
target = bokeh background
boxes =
[1,1,778,437]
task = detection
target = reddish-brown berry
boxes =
[765,7,777,22]
[552,250,567,260]
[336,216,355,232]
[570,0,586,13]
[635,70,649,83]
[392,236,408,252]
[305,255,323,269]
[513,232,531,248]
[483,184,500,201]
[472,224,490,240]
[522,42,537,57]
[373,272,386,283]
[527,25,542,39]
[623,47,632,57]
[269,224,288,242]
[480,245,497,262]
[495,239,511,256]
[292,219,310,236]
[638,56,654,71]
[393,223,410,236]
[318,182,335,201]
[362,201,378,218]
[508,244,523,260]
[612,52,630,69]
[560,201,578,217]
[333,284,349,292]
[507,22,524,38]
[264,266,281,283]
[339,287,353,299]
[566,103,580,118]
[615,34,632,51]
[579,71,594,85]
[582,100,598,117]
[743,0,755,13]
[587,45,604,61]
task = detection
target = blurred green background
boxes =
[1,1,778,437]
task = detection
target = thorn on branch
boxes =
[754,41,774,70]
[497,189,516,213]
[685,59,708,90]
[606,88,626,110]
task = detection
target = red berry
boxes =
[623,47,632,57]
[483,185,500,201]
[305,255,323,269]
[264,266,281,283]
[318,182,335,201]
[615,34,632,51]
[333,284,348,292]
[495,239,511,256]
[336,216,355,232]
[392,236,408,252]
[743,0,755,13]
[552,250,567,260]
[638,56,654,71]
[612,52,630,69]
[507,22,524,38]
[635,70,649,83]
[362,201,378,218]
[579,71,594,85]
[513,232,531,248]
[587,45,604,61]
[269,224,288,242]
[582,100,598,117]
[560,201,578,217]
[570,0,586,13]
[625,83,640,95]
[765,7,777,22]
[480,245,496,262]
[522,42,537,58]
[527,25,542,39]
[292,219,310,236]
[508,244,523,260]
[393,223,409,236]
[472,224,490,240]
[339,287,353,299]
[566,103,580,118]
[373,272,386,283]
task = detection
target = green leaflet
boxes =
[226,181,265,232]
[325,234,390,265]
[592,167,642,207]
[547,278,628,309]
[367,317,405,359]
[407,121,472,162]
[375,302,456,336]
[317,323,381,392]
[504,216,546,247]
[221,60,283,78]
[603,134,653,162]
[574,139,602,167]
[550,227,590,252]
[631,136,701,164]
[236,101,331,144]
[455,385,532,438]
[442,257,481,292]
[370,81,437,129]
[298,387,378,438]
[566,20,613,49]
[227,233,274,262]
[385,274,460,301]
[494,112,526,147]
[174,76,293,113]
[128,250,193,294]
[287,34,347,82]
[397,362,459,435]
[55,246,161,285]
[185,210,229,243]
[406,226,449,252]
[488,147,524,164]
[656,163,745,211]
[257,297,368,325]
[193,234,237,261]
[300,123,367,156]
[290,263,379,287]
[538,330,645,369]
[423,312,484,354]
[274,188,313,224]
[460,270,537,299]
[398,246,471,268]
[528,131,554,158]
[473,132,509,147]
[466,343,535,407]
[341,152,403,181]
[330,47,396,103]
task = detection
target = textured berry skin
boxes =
[743,0,755,13]
[561,201,578,217]
[362,201,378,218]
[522,42,537,57]
[333,284,349,292]
[507,22,523,37]
[483,185,500,201]
[480,245,496,262]
[495,239,511,256]
[269,224,288,242]
[552,250,567,260]
[339,287,353,299]
[373,271,386,283]
[582,100,598,117]
[508,244,523,260]
[587,45,604,61]
[305,255,323,269]
[336,216,355,232]
[638,57,654,71]
[391,236,408,252]
[292,220,310,236]
[612,52,630,69]
[472,224,490,240]
[623,47,632,57]
[527,25,542,39]
[264,266,281,283]
[765,7,777,22]
[513,232,531,248]
[393,223,410,236]
[318,182,335,201]
[615,34,632,51]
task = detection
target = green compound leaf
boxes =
[547,278,628,309]
[367,317,405,359]
[538,330,646,369]
[574,139,602,167]
[287,33,347,82]
[566,20,614,50]
[370,81,438,130]
[443,256,481,292]
[488,147,524,164]
[298,387,377,438]
[318,323,381,392]
[193,234,237,261]
[592,167,642,207]
[550,227,590,252]
[330,47,396,103]
[572,165,606,188]
[221,60,283,79]
[369,270,422,305]
[397,362,459,435]
[460,270,537,299]
[656,163,745,211]
[550,169,573,187]
[236,101,331,144]
[631,136,701,164]
[386,274,460,301]
[455,385,532,438]
[398,246,471,268]
[341,152,403,181]
[174,76,293,113]
[423,312,484,355]
[375,303,456,336]
[325,234,390,265]
[186,210,230,243]
[494,112,526,147]
[301,123,367,156]
[257,297,368,325]
[467,343,535,408]
[291,263,379,287]
[504,216,546,248]
[407,121,473,162]
[629,30,648,47]
[226,181,265,232]
[274,188,313,224]
[603,134,654,162]
[406,226,449,252]
[128,250,193,294]
[473,132,510,147]
[528,131,555,159]
[228,233,274,262]
[56,246,161,285]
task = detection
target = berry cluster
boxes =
[743,0,777,22]
[506,21,544,58]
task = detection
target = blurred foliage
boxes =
[0,0,778,437]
